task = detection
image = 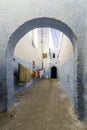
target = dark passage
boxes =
[51,66,57,78]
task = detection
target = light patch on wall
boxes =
[34,28,38,48]
[49,28,54,49]
[29,29,38,48]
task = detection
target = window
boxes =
[53,53,55,58]
[32,61,35,69]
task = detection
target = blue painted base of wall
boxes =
[13,56,43,95]
[60,55,74,104]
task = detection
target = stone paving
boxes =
[0,79,86,130]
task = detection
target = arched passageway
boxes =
[5,17,78,118]
[51,66,57,79]
[6,17,76,92]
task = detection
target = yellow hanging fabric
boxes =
[18,64,26,85]
[25,67,30,82]
[34,71,37,79]
[32,70,37,79]
[32,70,35,78]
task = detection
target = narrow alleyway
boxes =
[0,79,86,130]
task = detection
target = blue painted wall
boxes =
[13,56,42,94]
[60,55,74,104]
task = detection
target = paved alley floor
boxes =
[0,79,86,130]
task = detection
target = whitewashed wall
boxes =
[0,0,87,121]
[14,30,42,67]
[58,34,73,66]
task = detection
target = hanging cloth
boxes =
[25,67,30,82]
[18,63,25,84]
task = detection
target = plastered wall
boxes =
[0,0,87,121]
[14,30,42,67]
[58,34,73,66]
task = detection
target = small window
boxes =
[32,61,35,69]
[53,53,55,58]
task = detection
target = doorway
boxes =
[51,66,57,78]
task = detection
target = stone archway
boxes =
[5,17,76,112]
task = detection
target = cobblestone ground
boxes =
[0,79,87,130]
